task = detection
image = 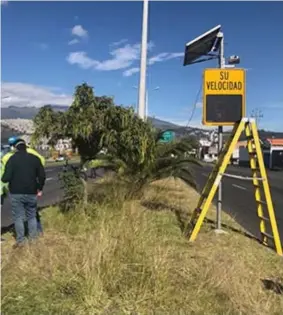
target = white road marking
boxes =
[232,184,247,190]
[46,169,54,172]
[46,177,54,181]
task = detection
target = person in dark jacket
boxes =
[2,139,46,246]
[2,137,45,236]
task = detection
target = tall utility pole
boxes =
[134,85,160,120]
[216,31,225,232]
[137,0,149,121]
[251,108,263,127]
[145,90,148,120]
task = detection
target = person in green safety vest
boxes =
[1,150,8,204]
[1,136,45,236]
[2,139,45,168]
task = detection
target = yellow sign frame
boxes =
[202,68,246,126]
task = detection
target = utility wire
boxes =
[184,79,203,128]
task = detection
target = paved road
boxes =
[1,164,102,231]
[1,165,63,230]
[191,163,283,243]
[2,163,283,244]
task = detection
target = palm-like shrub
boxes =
[89,134,200,198]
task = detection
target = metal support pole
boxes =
[145,90,148,121]
[137,0,149,121]
[217,125,223,230]
[216,32,225,231]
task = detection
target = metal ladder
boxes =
[185,118,282,256]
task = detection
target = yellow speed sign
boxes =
[203,68,246,126]
[204,68,245,95]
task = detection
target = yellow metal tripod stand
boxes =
[186,118,282,256]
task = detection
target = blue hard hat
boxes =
[8,136,19,146]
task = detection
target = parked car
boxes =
[56,154,65,162]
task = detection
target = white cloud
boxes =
[123,67,140,77]
[1,82,73,108]
[67,51,98,69]
[96,44,141,70]
[67,42,154,72]
[110,39,128,47]
[67,39,181,77]
[122,52,183,77]
[147,42,155,51]
[68,41,182,75]
[71,25,88,38]
[148,52,183,65]
[68,38,80,46]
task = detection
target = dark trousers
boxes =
[10,194,38,244]
[24,211,43,235]
[2,193,43,240]
[36,211,43,234]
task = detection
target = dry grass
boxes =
[1,178,283,315]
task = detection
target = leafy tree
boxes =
[32,83,114,162]
[32,105,65,147]
[58,166,85,212]
[32,82,200,205]
[32,83,115,206]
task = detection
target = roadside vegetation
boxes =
[31,83,199,205]
[2,178,283,315]
[1,83,282,314]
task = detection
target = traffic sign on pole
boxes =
[203,68,246,126]
[159,130,175,143]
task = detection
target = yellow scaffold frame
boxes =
[185,118,282,256]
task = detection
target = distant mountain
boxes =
[1,106,40,119]
[257,129,283,139]
[148,117,212,141]
[1,105,69,119]
[2,105,282,142]
[1,105,212,145]
[146,117,180,129]
[1,124,21,143]
[0,105,208,137]
[0,106,182,129]
[223,129,283,142]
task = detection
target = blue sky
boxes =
[1,1,283,131]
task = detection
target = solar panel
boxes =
[183,25,221,66]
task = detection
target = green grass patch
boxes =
[45,157,80,167]
[1,179,283,315]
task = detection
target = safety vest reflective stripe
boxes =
[1,148,45,195]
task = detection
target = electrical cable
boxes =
[184,78,203,128]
